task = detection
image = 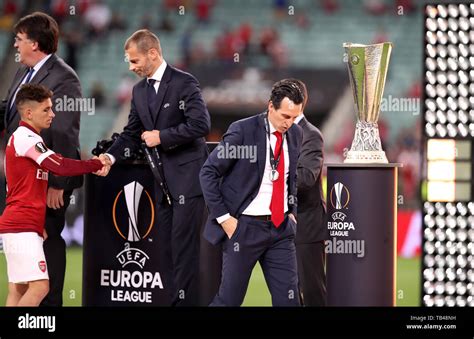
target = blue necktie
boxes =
[24,67,34,84]
[147,79,158,118]
[7,68,35,122]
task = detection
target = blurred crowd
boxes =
[178,0,418,69]
[0,0,422,209]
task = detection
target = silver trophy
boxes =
[343,42,392,164]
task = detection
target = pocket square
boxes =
[163,103,170,108]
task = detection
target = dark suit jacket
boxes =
[2,54,83,190]
[107,64,210,199]
[200,113,303,245]
[295,117,327,244]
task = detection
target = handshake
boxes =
[93,154,113,176]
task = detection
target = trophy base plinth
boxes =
[344,151,388,164]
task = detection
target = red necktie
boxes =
[270,131,284,227]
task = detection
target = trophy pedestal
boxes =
[83,143,222,306]
[344,150,388,164]
[325,163,401,306]
[83,163,173,306]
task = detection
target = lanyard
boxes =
[264,113,285,173]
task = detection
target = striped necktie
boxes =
[7,68,35,121]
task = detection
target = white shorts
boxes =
[1,232,49,284]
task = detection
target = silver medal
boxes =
[270,169,279,182]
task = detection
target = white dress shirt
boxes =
[217,119,289,223]
[147,60,167,94]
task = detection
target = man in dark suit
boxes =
[200,79,304,306]
[292,79,328,306]
[96,29,210,306]
[0,12,83,306]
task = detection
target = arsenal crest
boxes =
[38,260,47,272]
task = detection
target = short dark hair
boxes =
[125,29,162,54]
[287,78,308,109]
[14,12,59,54]
[269,79,305,110]
[16,84,53,113]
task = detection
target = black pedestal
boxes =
[326,163,401,306]
[82,143,222,306]
[83,163,173,306]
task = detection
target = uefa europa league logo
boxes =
[124,181,144,242]
[343,42,393,163]
[112,181,155,243]
[334,182,344,209]
[329,182,350,210]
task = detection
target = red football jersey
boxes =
[0,122,57,236]
[0,121,102,236]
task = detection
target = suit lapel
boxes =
[298,116,308,129]
[286,124,299,192]
[153,82,168,125]
[29,54,57,85]
[7,68,27,105]
[153,65,172,126]
[6,55,58,127]
[135,80,154,129]
[133,65,172,130]
[5,68,28,126]
[256,113,267,184]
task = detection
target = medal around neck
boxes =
[270,169,279,182]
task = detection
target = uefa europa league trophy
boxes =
[343,42,392,164]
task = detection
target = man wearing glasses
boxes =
[0,12,83,307]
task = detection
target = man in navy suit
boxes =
[200,79,304,306]
[96,29,210,306]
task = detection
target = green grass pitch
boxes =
[0,247,420,306]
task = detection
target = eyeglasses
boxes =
[14,36,34,44]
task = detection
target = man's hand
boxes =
[141,130,161,147]
[220,216,238,239]
[47,187,64,210]
[289,213,297,223]
[93,154,112,176]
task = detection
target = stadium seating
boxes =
[66,0,422,151]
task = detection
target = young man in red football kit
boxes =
[0,84,106,306]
